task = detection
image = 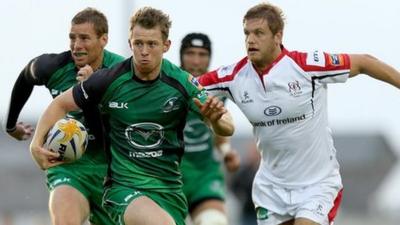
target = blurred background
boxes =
[1,0,399,224]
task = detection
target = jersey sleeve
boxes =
[72,69,112,109]
[198,57,248,101]
[198,69,234,100]
[4,54,62,132]
[184,74,209,115]
[288,50,351,84]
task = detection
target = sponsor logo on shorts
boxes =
[51,89,62,97]
[256,207,269,220]
[313,204,325,217]
[50,177,71,189]
[124,191,142,202]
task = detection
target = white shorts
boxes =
[252,173,343,225]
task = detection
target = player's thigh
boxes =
[49,185,90,223]
[278,220,294,225]
[293,218,320,225]
[124,195,175,225]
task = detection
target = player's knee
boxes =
[193,209,227,225]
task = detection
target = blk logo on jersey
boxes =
[241,91,254,104]
[288,80,302,97]
[109,101,128,109]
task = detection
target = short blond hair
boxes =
[129,7,171,41]
[72,7,108,37]
[243,2,285,35]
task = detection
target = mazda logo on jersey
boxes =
[264,106,282,116]
[125,122,164,149]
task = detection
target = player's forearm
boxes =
[215,135,232,154]
[350,54,400,89]
[5,73,35,132]
[210,112,235,136]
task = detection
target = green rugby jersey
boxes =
[181,111,219,169]
[181,97,228,170]
[22,50,123,164]
[72,58,208,192]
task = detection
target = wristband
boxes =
[219,143,231,157]
[6,126,17,133]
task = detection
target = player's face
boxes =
[69,22,107,69]
[129,25,170,77]
[182,47,210,77]
[244,18,282,69]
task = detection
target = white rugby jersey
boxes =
[198,48,351,188]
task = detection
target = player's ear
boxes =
[163,39,171,53]
[274,31,283,45]
[100,33,108,48]
[128,39,132,50]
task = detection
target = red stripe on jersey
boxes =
[198,57,248,86]
[328,189,343,224]
[287,51,350,72]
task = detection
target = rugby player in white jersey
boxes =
[198,3,400,225]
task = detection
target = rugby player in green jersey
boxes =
[179,33,241,225]
[5,8,124,225]
[29,6,234,225]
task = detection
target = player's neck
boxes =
[133,61,162,81]
[254,47,282,74]
[90,53,104,71]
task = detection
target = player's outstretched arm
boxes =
[30,88,79,170]
[194,95,235,136]
[349,54,400,88]
[5,64,38,140]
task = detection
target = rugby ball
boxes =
[45,118,88,162]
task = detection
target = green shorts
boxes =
[102,184,187,225]
[46,163,113,225]
[182,163,225,211]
